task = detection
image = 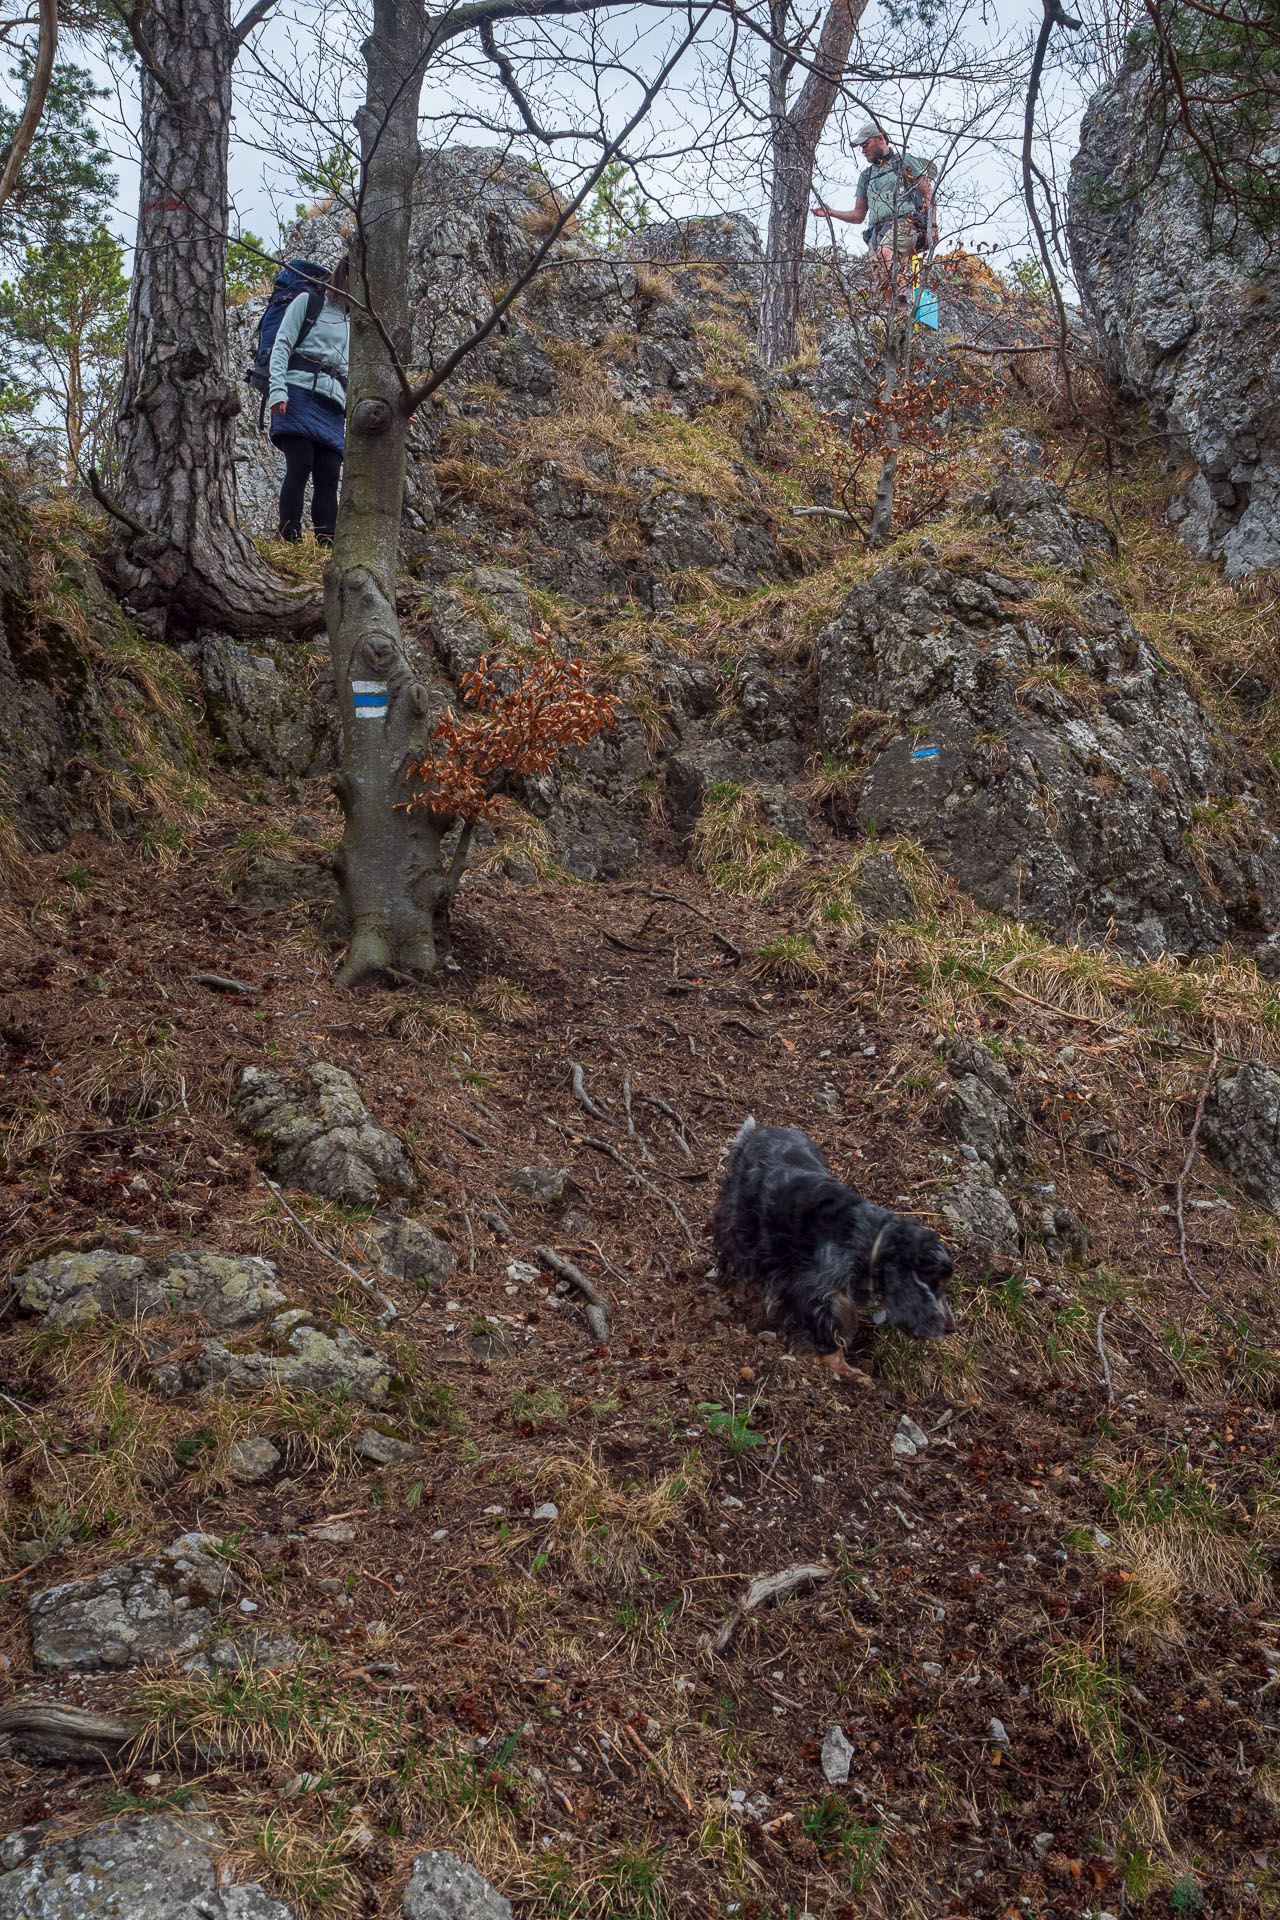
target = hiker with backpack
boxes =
[813,123,936,290]
[247,254,350,545]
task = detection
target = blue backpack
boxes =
[245,258,329,427]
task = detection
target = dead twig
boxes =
[546,1116,695,1248]
[534,1243,610,1343]
[647,890,710,919]
[191,972,259,995]
[1095,1307,1115,1404]
[712,930,742,964]
[701,1561,833,1656]
[263,1178,397,1325]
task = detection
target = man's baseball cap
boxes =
[855,123,885,144]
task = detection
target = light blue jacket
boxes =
[268,291,349,412]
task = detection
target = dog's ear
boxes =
[879,1220,955,1339]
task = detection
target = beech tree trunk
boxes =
[113,0,322,640]
[758,0,870,368]
[326,0,465,986]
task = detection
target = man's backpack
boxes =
[864,152,934,251]
[245,259,329,427]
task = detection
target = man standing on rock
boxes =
[813,122,936,292]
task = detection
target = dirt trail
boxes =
[1,795,1277,1920]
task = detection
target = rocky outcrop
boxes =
[30,1535,237,1671]
[15,1247,285,1329]
[152,1307,392,1404]
[0,467,196,852]
[1203,1061,1280,1213]
[1069,59,1280,578]
[815,528,1280,961]
[0,1815,293,1919]
[402,1851,514,1920]
[232,1060,416,1205]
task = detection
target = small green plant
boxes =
[509,1386,565,1432]
[62,864,91,888]
[408,1381,469,1435]
[1169,1873,1204,1915]
[698,1400,766,1460]
[172,1428,215,1467]
[800,1795,884,1893]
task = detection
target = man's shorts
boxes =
[865,214,919,257]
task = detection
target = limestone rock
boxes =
[226,1436,281,1483]
[986,468,1114,572]
[940,1041,1026,1174]
[1203,1061,1280,1214]
[0,1815,292,1919]
[184,1630,303,1676]
[358,1427,422,1466]
[232,1061,415,1205]
[189,633,336,779]
[362,1213,455,1289]
[15,1248,286,1330]
[402,1850,514,1920]
[0,466,193,853]
[820,1724,855,1784]
[936,1166,1020,1263]
[158,1311,392,1405]
[506,1166,567,1203]
[30,1535,237,1672]
[1069,58,1280,579]
[816,561,1280,959]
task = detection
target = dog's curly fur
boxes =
[713,1119,956,1351]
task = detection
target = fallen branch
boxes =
[569,1062,615,1127]
[0,1701,140,1762]
[712,930,742,964]
[191,972,260,996]
[262,1178,397,1325]
[789,504,858,524]
[701,1561,833,1656]
[546,1116,695,1248]
[1095,1307,1115,1404]
[534,1243,610,1343]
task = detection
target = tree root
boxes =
[546,1115,696,1248]
[570,1062,615,1126]
[534,1244,611,1343]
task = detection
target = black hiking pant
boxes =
[277,434,343,544]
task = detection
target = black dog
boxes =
[713,1119,955,1372]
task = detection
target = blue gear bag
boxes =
[245,259,329,426]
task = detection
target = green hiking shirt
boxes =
[856,149,932,226]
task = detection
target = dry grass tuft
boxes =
[748,932,829,986]
[535,1445,702,1578]
[690,781,805,899]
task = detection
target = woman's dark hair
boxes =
[328,254,350,297]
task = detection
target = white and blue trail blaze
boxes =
[352,679,389,720]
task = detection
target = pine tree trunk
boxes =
[757,0,871,368]
[113,0,322,641]
[327,0,464,987]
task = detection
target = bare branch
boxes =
[0,0,56,216]
[232,0,282,50]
